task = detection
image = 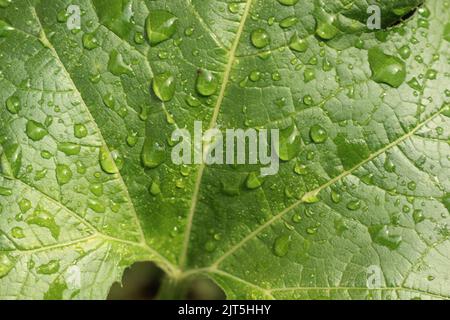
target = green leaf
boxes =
[0,0,449,300]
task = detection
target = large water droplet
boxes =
[145,10,178,46]
[277,0,298,5]
[246,172,263,190]
[141,139,166,169]
[0,19,14,37]
[196,70,218,96]
[26,208,60,239]
[57,142,81,156]
[56,164,72,185]
[153,72,176,102]
[99,146,119,174]
[279,16,298,29]
[273,234,291,257]
[278,124,301,161]
[289,34,308,52]
[37,260,60,275]
[315,18,338,40]
[11,227,25,239]
[74,124,88,138]
[251,29,270,49]
[108,50,132,76]
[26,120,48,141]
[82,32,99,50]
[369,225,402,250]
[310,124,328,143]
[88,198,106,213]
[368,48,406,88]
[0,0,12,9]
[5,96,20,114]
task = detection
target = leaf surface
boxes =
[0,0,449,299]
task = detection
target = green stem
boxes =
[156,275,187,300]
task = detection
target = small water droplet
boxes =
[310,124,328,143]
[11,227,25,239]
[346,200,361,211]
[141,139,166,169]
[82,32,99,50]
[279,16,298,28]
[56,164,72,185]
[196,69,218,96]
[251,29,270,49]
[246,172,263,189]
[152,71,176,102]
[108,50,132,76]
[273,234,291,257]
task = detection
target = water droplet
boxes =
[384,157,396,173]
[303,68,315,82]
[346,200,361,211]
[246,172,263,189]
[82,32,99,50]
[279,16,298,28]
[152,71,176,102]
[90,183,103,197]
[74,124,87,138]
[126,132,138,147]
[56,164,72,185]
[57,142,80,156]
[26,208,60,239]
[303,193,320,204]
[249,71,261,82]
[273,234,291,257]
[145,10,178,46]
[141,139,166,169]
[310,124,328,143]
[0,0,12,9]
[369,225,402,250]
[228,3,239,13]
[278,124,301,161]
[134,32,145,44]
[185,94,201,107]
[294,162,307,175]
[0,19,14,37]
[368,48,406,88]
[99,147,119,174]
[444,23,450,42]
[251,29,270,49]
[108,50,132,76]
[5,96,20,114]
[413,209,425,223]
[26,120,48,141]
[277,0,298,5]
[331,190,341,203]
[204,240,216,252]
[88,198,106,213]
[316,18,338,40]
[37,260,60,275]
[19,198,32,213]
[149,181,161,196]
[425,69,437,80]
[0,253,15,278]
[398,45,411,59]
[11,227,25,239]
[196,70,218,96]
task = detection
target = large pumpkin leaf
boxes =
[0,0,449,300]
